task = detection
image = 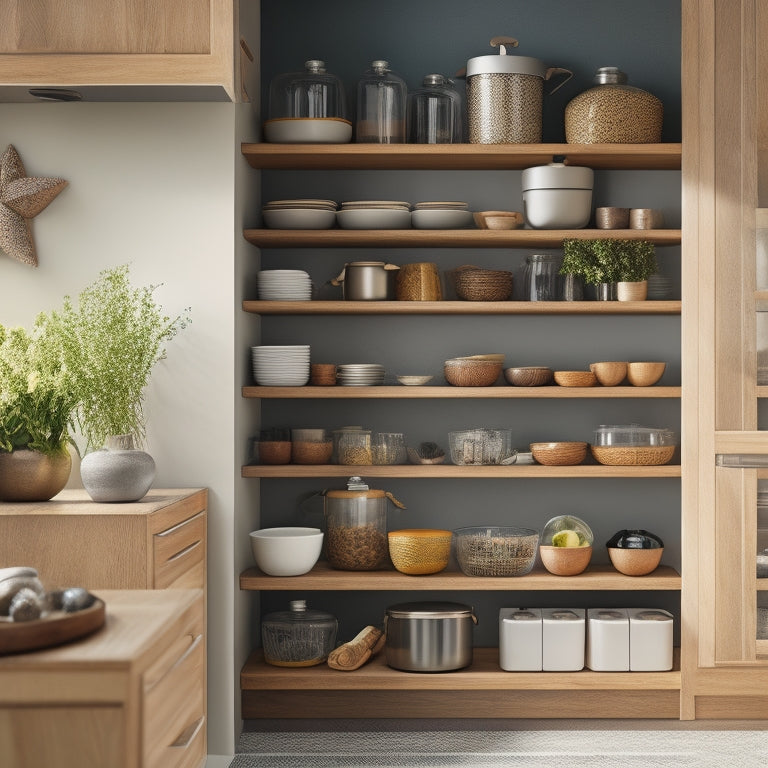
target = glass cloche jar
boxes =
[355,60,407,144]
[264,59,351,143]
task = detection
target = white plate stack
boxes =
[411,201,473,230]
[262,199,337,229]
[336,363,385,386]
[257,270,312,301]
[251,345,310,386]
[336,201,412,230]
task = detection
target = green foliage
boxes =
[0,316,77,455]
[48,265,190,452]
[560,238,657,285]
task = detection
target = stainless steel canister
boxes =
[384,601,478,672]
[331,261,400,300]
[465,36,572,144]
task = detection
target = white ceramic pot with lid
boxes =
[464,36,572,144]
[521,162,594,229]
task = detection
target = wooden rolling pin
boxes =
[327,625,385,671]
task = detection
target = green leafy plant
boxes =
[48,265,190,452]
[0,316,77,455]
[560,238,657,285]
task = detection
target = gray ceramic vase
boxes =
[80,435,155,503]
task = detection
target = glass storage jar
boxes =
[332,427,373,465]
[356,60,407,143]
[408,74,463,143]
[371,432,407,465]
[291,428,332,465]
[565,66,663,144]
[324,477,405,570]
[523,254,560,301]
[261,599,338,667]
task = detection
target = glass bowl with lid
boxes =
[265,59,351,143]
[590,424,676,466]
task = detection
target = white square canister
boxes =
[542,608,585,671]
[499,608,542,671]
[586,608,629,671]
[628,608,674,671]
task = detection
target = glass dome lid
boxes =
[268,59,347,120]
[540,514,594,547]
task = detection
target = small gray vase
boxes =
[80,434,156,503]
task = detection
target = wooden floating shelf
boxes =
[243,300,681,316]
[244,228,681,249]
[240,562,681,592]
[243,385,681,399]
[240,647,681,692]
[242,464,681,479]
[241,142,682,171]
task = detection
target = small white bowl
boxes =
[397,375,433,386]
[262,208,336,229]
[250,527,323,576]
[263,117,352,144]
[411,209,474,230]
[337,208,412,230]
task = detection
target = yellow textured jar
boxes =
[388,529,452,575]
[565,67,662,144]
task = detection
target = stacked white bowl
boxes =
[337,363,385,386]
[411,201,473,229]
[336,201,411,230]
[251,345,310,386]
[262,199,337,229]
[257,270,312,301]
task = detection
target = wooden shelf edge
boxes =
[240,647,682,691]
[244,228,681,248]
[241,464,682,478]
[239,563,682,591]
[243,385,681,399]
[241,142,682,170]
[242,300,682,316]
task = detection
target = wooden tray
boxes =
[0,597,106,655]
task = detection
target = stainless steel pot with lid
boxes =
[384,600,478,672]
[464,36,572,144]
[331,261,400,300]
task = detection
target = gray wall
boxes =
[251,1,682,651]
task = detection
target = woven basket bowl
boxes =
[504,366,554,387]
[454,269,514,302]
[607,547,663,576]
[539,545,593,576]
[589,361,628,387]
[530,441,588,466]
[590,445,675,466]
[626,361,666,387]
[554,370,597,387]
[388,529,452,575]
[454,526,539,577]
[444,359,502,386]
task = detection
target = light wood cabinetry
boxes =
[0,488,207,590]
[239,137,683,719]
[0,589,206,768]
[0,0,244,101]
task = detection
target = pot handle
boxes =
[544,66,573,95]
[384,263,401,271]
[384,491,406,510]
[471,612,478,625]
[331,267,346,287]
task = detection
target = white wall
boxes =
[0,102,243,757]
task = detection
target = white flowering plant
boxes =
[0,316,77,455]
[48,265,190,453]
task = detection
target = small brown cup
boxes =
[595,207,630,229]
[310,363,337,386]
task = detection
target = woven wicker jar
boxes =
[616,280,648,302]
[565,67,663,144]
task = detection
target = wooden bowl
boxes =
[627,361,666,387]
[589,361,628,387]
[504,366,554,387]
[539,545,593,576]
[607,547,663,576]
[553,370,597,387]
[530,441,587,466]
[444,359,502,387]
[472,210,524,230]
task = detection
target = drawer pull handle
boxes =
[146,633,203,692]
[170,716,205,749]
[167,539,201,564]
[157,511,205,538]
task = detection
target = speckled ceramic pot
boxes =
[80,435,155,503]
[0,448,71,501]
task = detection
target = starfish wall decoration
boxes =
[0,145,68,267]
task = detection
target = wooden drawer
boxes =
[153,512,205,589]
[144,625,205,768]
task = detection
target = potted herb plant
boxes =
[49,265,189,502]
[0,316,77,501]
[561,238,657,301]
